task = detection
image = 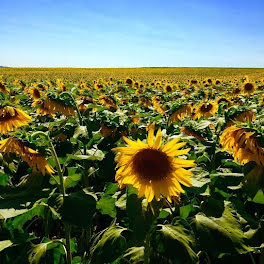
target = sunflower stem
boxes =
[60,92,83,126]
[49,141,66,197]
[249,252,256,264]
[31,131,71,264]
[144,232,151,264]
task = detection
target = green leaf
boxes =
[90,224,127,264]
[251,189,264,204]
[0,240,13,252]
[104,182,119,195]
[60,190,96,228]
[180,204,196,219]
[67,148,104,161]
[153,223,198,264]
[73,125,88,138]
[0,173,9,186]
[122,246,144,264]
[97,195,117,218]
[194,202,253,257]
[0,208,29,219]
[28,240,63,264]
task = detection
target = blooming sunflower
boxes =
[242,82,256,95]
[220,126,264,166]
[0,106,32,134]
[163,84,173,93]
[216,97,232,109]
[194,102,218,119]
[112,124,195,202]
[0,137,54,175]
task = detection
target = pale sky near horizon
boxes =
[1,0,264,68]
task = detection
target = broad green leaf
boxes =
[97,195,117,218]
[122,246,144,264]
[90,225,127,264]
[194,202,253,257]
[60,190,96,228]
[153,223,198,264]
[0,240,13,252]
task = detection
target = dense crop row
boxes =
[0,70,263,264]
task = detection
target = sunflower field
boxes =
[0,68,264,264]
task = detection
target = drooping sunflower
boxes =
[0,137,54,175]
[112,123,195,202]
[194,101,218,119]
[0,106,32,134]
[169,104,192,123]
[99,95,118,109]
[0,82,9,93]
[28,87,42,100]
[181,126,204,141]
[44,97,76,116]
[226,109,255,127]
[242,82,256,95]
[220,126,264,166]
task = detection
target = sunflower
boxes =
[0,82,9,93]
[181,126,204,141]
[112,123,195,202]
[226,110,255,127]
[0,106,32,134]
[0,137,54,175]
[44,97,76,116]
[169,104,192,123]
[220,126,264,166]
[194,102,218,119]
[125,77,133,86]
[189,79,198,86]
[242,82,256,95]
[232,87,242,96]
[259,95,264,105]
[99,95,118,109]
[163,84,173,93]
[100,123,117,138]
[32,99,53,116]
[216,97,232,109]
[28,87,42,100]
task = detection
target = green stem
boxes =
[49,141,65,197]
[144,233,151,264]
[31,131,71,264]
[60,92,83,126]
[249,252,256,264]
[65,223,72,264]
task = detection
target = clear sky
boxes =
[1,0,264,67]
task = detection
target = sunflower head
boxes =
[0,106,32,134]
[112,123,195,202]
[242,82,256,95]
[195,101,218,119]
[220,125,264,166]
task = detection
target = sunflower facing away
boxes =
[0,106,32,134]
[112,124,195,202]
[0,137,54,175]
[220,125,264,166]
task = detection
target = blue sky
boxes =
[0,0,264,67]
